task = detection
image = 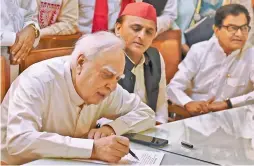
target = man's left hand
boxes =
[208,101,228,112]
[10,24,36,64]
[88,125,116,140]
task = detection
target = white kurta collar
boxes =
[64,61,84,106]
[126,54,145,67]
[136,55,146,67]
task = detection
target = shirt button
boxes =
[227,74,231,78]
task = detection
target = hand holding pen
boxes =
[111,133,139,161]
[129,149,139,160]
[91,134,138,163]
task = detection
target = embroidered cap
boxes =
[119,2,157,25]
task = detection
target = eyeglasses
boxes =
[221,24,251,34]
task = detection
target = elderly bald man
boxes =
[1,31,155,165]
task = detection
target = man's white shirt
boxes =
[128,54,168,123]
[167,36,254,148]
[1,56,155,165]
[167,36,254,107]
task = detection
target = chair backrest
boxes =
[19,47,74,73]
[36,33,82,49]
[0,56,10,102]
[34,30,181,84]
[151,30,186,122]
[152,30,181,84]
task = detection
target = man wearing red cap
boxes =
[78,0,177,35]
[115,2,168,124]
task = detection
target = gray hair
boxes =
[70,31,125,67]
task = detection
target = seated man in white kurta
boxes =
[167,4,254,115]
[167,4,254,148]
[1,31,155,165]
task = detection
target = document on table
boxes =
[73,149,164,165]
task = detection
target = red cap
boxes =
[119,2,157,24]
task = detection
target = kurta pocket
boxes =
[227,77,246,87]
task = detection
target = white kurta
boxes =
[1,0,40,82]
[1,56,155,165]
[97,54,168,126]
[167,36,254,148]
[129,54,168,123]
[0,0,40,48]
[167,36,254,108]
[78,0,177,34]
[36,0,79,36]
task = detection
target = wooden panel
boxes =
[252,0,254,8]
[0,56,10,103]
[152,30,181,84]
[20,47,74,73]
[151,30,186,122]
[36,33,82,49]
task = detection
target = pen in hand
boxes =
[129,149,139,160]
[110,133,139,160]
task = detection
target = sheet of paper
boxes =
[120,149,164,165]
[73,149,164,165]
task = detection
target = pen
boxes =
[129,149,139,161]
[110,133,139,161]
[181,141,194,149]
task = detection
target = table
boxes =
[139,106,254,165]
[24,151,210,165]
[24,106,254,165]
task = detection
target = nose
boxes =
[106,80,117,92]
[137,29,146,40]
[235,28,243,36]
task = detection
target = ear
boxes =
[115,22,122,37]
[213,25,220,37]
[152,30,157,40]
[76,54,87,75]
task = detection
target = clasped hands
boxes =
[184,97,229,116]
[9,24,36,64]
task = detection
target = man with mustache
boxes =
[167,4,254,115]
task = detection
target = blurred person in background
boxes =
[37,0,79,37]
[78,0,177,36]
[0,0,40,82]
[174,0,253,56]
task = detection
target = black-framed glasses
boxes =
[221,24,251,34]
